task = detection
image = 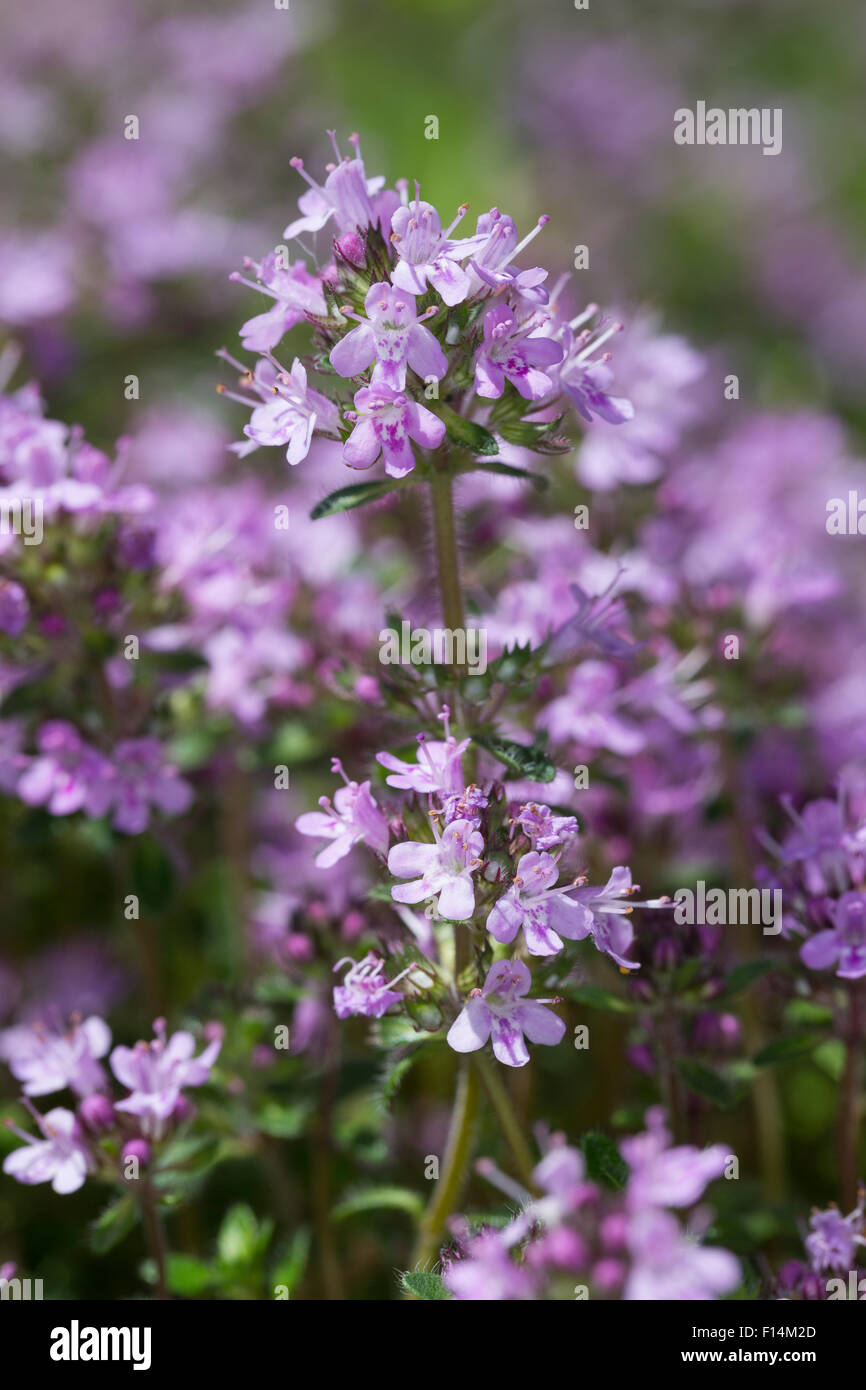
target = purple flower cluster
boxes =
[223,130,631,479]
[443,1108,739,1300]
[1,1016,221,1192]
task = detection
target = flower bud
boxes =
[78,1092,116,1135]
[334,231,366,269]
[122,1138,151,1170]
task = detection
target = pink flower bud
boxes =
[78,1093,116,1135]
[335,231,366,269]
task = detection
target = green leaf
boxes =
[497,414,566,451]
[140,1254,217,1296]
[271,1228,311,1298]
[254,1099,311,1139]
[474,733,556,782]
[753,1034,818,1066]
[813,1039,845,1081]
[89,1194,138,1254]
[332,1185,424,1222]
[310,479,408,519]
[399,1269,451,1300]
[132,837,175,912]
[431,402,498,455]
[581,1131,628,1190]
[375,1051,421,1110]
[783,998,833,1027]
[217,1204,273,1267]
[469,459,547,491]
[569,983,633,1014]
[678,1059,735,1107]
[717,960,773,999]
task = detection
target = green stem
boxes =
[839,982,864,1211]
[410,1060,479,1272]
[719,730,786,1203]
[473,1053,537,1188]
[140,1182,169,1300]
[429,458,466,636]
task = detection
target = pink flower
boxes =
[17,721,113,819]
[242,357,341,468]
[0,1015,111,1098]
[569,867,645,970]
[621,1108,731,1211]
[388,817,483,921]
[447,959,566,1067]
[332,952,411,1020]
[376,707,469,795]
[284,131,391,240]
[343,383,445,478]
[465,208,551,301]
[330,282,447,389]
[106,738,193,835]
[296,758,389,868]
[474,302,563,401]
[554,308,634,424]
[3,1104,94,1194]
[487,851,590,956]
[800,891,866,979]
[624,1208,740,1300]
[516,802,579,851]
[110,1018,221,1140]
[232,252,326,353]
[390,194,479,306]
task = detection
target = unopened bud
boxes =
[122,1138,151,1169]
[335,231,366,269]
[78,1092,116,1135]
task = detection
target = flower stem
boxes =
[140,1182,169,1300]
[429,455,466,637]
[472,1053,537,1188]
[839,981,864,1211]
[410,1059,479,1273]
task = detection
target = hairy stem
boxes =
[839,982,864,1211]
[429,457,466,636]
[473,1053,537,1188]
[410,1059,479,1272]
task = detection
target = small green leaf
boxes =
[783,998,833,1027]
[310,479,409,519]
[89,1194,138,1254]
[474,733,556,783]
[254,1099,311,1139]
[333,1186,424,1222]
[813,1039,845,1081]
[469,459,547,490]
[217,1204,273,1267]
[581,1131,628,1190]
[718,960,773,999]
[432,402,498,455]
[140,1253,216,1296]
[678,1059,735,1107]
[399,1269,451,1300]
[271,1228,311,1298]
[497,414,566,451]
[569,983,633,1014]
[753,1034,818,1066]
